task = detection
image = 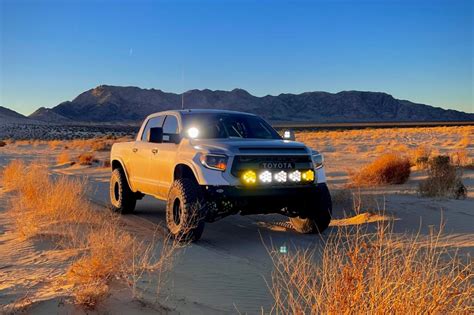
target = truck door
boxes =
[129,115,165,193]
[149,114,180,199]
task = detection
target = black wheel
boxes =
[166,178,206,242]
[289,184,332,234]
[110,168,136,214]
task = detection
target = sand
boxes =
[0,126,473,313]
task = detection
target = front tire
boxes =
[289,184,332,234]
[166,178,206,242]
[110,168,136,214]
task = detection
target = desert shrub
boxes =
[70,139,89,149]
[419,155,466,199]
[350,153,411,186]
[48,140,62,150]
[4,160,183,309]
[374,145,386,154]
[66,222,135,308]
[77,152,96,165]
[450,150,471,167]
[0,140,6,147]
[91,140,112,152]
[1,160,26,190]
[392,143,409,153]
[7,164,93,239]
[456,136,470,148]
[57,150,71,164]
[269,222,472,314]
[410,145,432,169]
[409,145,432,169]
[345,145,359,153]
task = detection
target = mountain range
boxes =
[3,85,473,125]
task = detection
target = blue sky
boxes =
[1,0,472,115]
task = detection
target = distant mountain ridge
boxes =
[20,85,474,124]
[0,106,46,125]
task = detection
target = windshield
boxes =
[182,113,281,140]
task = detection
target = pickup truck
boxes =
[110,109,332,241]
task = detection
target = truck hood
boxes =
[190,138,311,155]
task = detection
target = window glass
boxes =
[141,116,164,141]
[163,115,179,134]
[182,113,280,139]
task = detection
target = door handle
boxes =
[152,148,158,154]
[132,148,138,153]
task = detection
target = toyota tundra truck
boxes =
[110,109,332,241]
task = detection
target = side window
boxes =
[141,116,165,141]
[162,115,179,134]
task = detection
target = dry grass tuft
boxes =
[3,160,184,309]
[450,149,472,167]
[6,163,94,239]
[269,221,472,314]
[1,160,26,191]
[48,140,63,150]
[91,140,112,152]
[419,155,466,199]
[350,153,411,187]
[66,221,135,307]
[456,136,470,148]
[410,145,432,169]
[78,152,96,165]
[57,150,72,165]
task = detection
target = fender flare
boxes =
[173,160,203,184]
[111,158,136,192]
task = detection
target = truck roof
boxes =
[148,109,256,118]
[179,109,256,116]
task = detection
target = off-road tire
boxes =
[110,168,136,214]
[289,184,332,234]
[166,178,206,242]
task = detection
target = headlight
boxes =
[187,127,199,138]
[199,154,228,171]
[312,152,324,169]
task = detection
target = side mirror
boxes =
[283,129,296,141]
[148,127,163,143]
[166,133,182,144]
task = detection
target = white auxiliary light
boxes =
[259,170,272,183]
[289,170,301,182]
[187,127,199,139]
[274,170,287,183]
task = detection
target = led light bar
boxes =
[259,170,272,183]
[288,170,301,182]
[274,170,288,183]
[241,169,315,184]
[242,170,257,184]
[302,169,314,182]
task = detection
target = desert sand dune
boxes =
[0,126,472,313]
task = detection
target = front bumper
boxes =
[202,183,330,221]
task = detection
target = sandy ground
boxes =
[0,126,473,314]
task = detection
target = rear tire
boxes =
[166,178,206,242]
[289,184,332,234]
[110,168,136,214]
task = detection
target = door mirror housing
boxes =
[148,127,163,143]
[283,129,296,141]
[164,133,181,144]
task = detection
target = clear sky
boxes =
[1,0,472,115]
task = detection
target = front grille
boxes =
[231,155,312,176]
[238,147,308,154]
